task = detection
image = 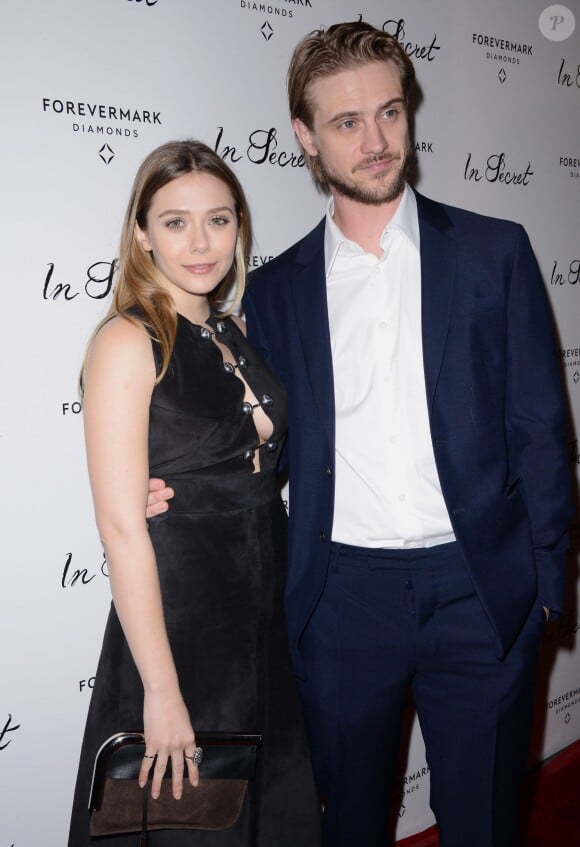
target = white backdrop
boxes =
[1,1,579,843]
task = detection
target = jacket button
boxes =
[319,531,327,542]
[325,467,332,476]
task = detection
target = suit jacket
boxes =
[244,190,571,679]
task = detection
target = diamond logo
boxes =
[573,371,580,383]
[498,68,507,83]
[565,712,571,724]
[398,803,406,818]
[99,144,115,165]
[261,21,273,41]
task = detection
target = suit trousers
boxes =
[297,541,545,847]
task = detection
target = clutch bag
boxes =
[89,730,262,842]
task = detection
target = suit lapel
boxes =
[416,191,457,411]
[289,220,336,449]
[287,195,457,443]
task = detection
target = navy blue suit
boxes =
[244,191,571,846]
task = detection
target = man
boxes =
[149,21,571,847]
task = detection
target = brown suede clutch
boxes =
[89,731,262,843]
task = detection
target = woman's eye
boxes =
[166,218,184,229]
[210,216,230,226]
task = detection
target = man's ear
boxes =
[292,118,319,158]
[134,223,152,252]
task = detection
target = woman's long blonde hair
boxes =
[82,139,251,387]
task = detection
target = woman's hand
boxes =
[139,688,200,800]
[146,478,174,518]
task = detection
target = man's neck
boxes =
[331,188,405,257]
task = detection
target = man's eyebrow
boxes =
[326,110,359,125]
[326,97,405,125]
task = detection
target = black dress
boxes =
[68,314,322,846]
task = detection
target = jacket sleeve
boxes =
[505,225,572,615]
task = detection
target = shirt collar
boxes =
[324,183,420,275]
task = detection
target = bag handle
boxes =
[140,783,148,845]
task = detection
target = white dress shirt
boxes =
[326,185,455,548]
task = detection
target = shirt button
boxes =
[379,321,387,329]
[389,436,397,444]
[398,494,406,502]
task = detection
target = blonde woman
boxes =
[68,140,321,846]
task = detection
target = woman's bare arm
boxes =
[83,317,198,799]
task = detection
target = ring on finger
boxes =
[143,753,155,760]
[184,747,203,766]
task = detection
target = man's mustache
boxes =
[353,153,401,173]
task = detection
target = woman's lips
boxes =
[183,263,216,274]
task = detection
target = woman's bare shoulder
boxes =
[87,314,155,381]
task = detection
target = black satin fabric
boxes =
[68,315,322,846]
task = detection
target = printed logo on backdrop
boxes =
[539,5,576,42]
[239,0,314,40]
[545,685,580,726]
[544,6,579,99]
[127,0,159,6]
[401,764,430,800]
[551,256,580,287]
[42,259,117,302]
[463,152,534,187]
[60,548,107,697]
[0,714,21,751]
[61,551,108,588]
[63,400,83,416]
[414,140,434,156]
[560,343,580,388]
[249,254,274,269]
[556,57,580,93]
[41,97,163,164]
[470,29,534,84]
[380,18,440,63]
[215,125,305,169]
[557,154,580,190]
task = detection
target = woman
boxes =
[68,140,321,845]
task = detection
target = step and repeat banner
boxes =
[1,0,578,842]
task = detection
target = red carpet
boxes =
[395,740,580,846]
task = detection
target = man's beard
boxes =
[317,143,414,206]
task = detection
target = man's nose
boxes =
[361,121,388,154]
